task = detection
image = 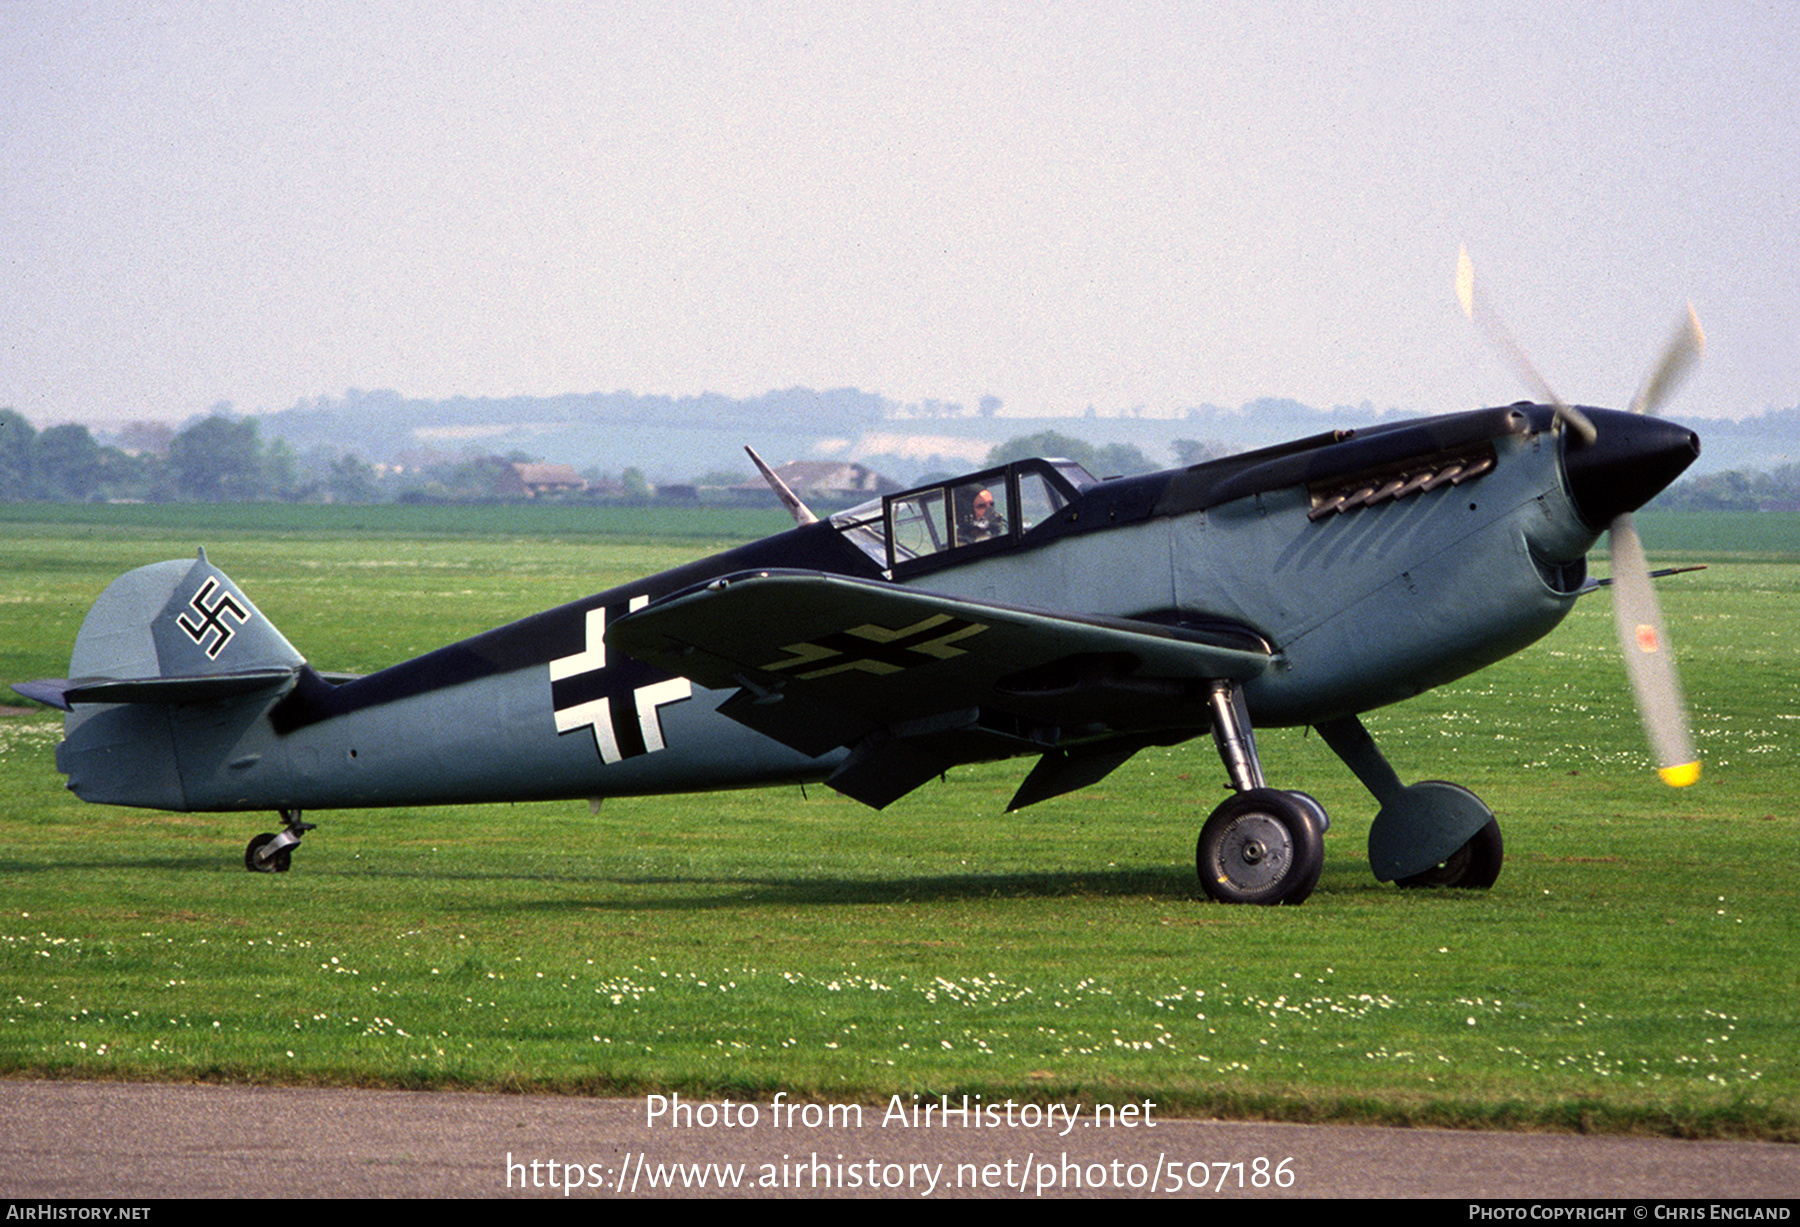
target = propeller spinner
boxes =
[1456,247,1704,786]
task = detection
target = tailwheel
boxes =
[244,832,291,873]
[244,809,314,874]
[1196,788,1326,905]
[1396,818,1503,889]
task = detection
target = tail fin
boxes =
[17,549,305,710]
[62,548,304,702]
[22,551,307,810]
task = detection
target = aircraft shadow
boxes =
[513,865,1206,910]
[0,856,241,875]
[6,856,1390,909]
[1,854,1197,902]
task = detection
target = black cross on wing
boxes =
[761,613,988,680]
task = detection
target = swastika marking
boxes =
[176,577,252,659]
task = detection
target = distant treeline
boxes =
[1650,465,1800,512]
[0,407,1181,508]
[0,408,665,506]
[4,404,1793,511]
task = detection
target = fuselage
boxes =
[55,403,1696,814]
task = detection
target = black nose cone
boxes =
[1562,407,1701,528]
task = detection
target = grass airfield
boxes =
[1,505,1794,1139]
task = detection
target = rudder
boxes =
[70,548,304,684]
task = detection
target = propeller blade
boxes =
[1628,304,1706,417]
[1456,246,1597,444]
[1607,513,1700,786]
[1454,249,1702,786]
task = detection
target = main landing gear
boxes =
[1197,683,1327,905]
[245,809,314,873]
[1196,787,1326,905]
[1197,684,1505,904]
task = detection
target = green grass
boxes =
[2,505,1796,1139]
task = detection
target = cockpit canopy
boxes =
[829,458,1095,575]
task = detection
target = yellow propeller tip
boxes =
[1455,247,1475,318]
[1658,761,1701,788]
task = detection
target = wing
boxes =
[608,570,1272,808]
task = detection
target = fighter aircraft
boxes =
[14,258,1707,905]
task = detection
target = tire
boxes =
[1196,788,1327,905]
[245,832,291,874]
[1396,818,1502,889]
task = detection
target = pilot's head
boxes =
[971,489,994,521]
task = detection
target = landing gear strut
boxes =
[245,809,315,873]
[1196,690,1506,900]
[1196,682,1328,905]
[1317,715,1504,889]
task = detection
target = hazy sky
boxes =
[4,1,1795,430]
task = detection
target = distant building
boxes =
[767,460,899,500]
[509,462,587,497]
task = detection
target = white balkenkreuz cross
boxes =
[550,596,691,764]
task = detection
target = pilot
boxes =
[958,487,1005,543]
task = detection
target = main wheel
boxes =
[1396,818,1502,889]
[1196,788,1326,905]
[245,832,292,874]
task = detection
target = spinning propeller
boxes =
[1456,247,1703,787]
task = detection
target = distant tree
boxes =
[979,395,1002,418]
[985,431,1156,477]
[168,415,265,501]
[1654,468,1788,512]
[443,454,522,500]
[620,466,652,500]
[0,409,35,499]
[986,430,1100,469]
[32,423,105,499]
[116,421,174,456]
[1171,438,1218,467]
[262,437,302,500]
[97,446,154,501]
[327,453,380,504]
[1092,442,1156,477]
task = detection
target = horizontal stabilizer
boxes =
[61,668,301,707]
[11,679,74,711]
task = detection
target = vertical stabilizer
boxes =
[70,549,304,683]
[52,552,307,811]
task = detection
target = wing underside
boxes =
[609,570,1272,809]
